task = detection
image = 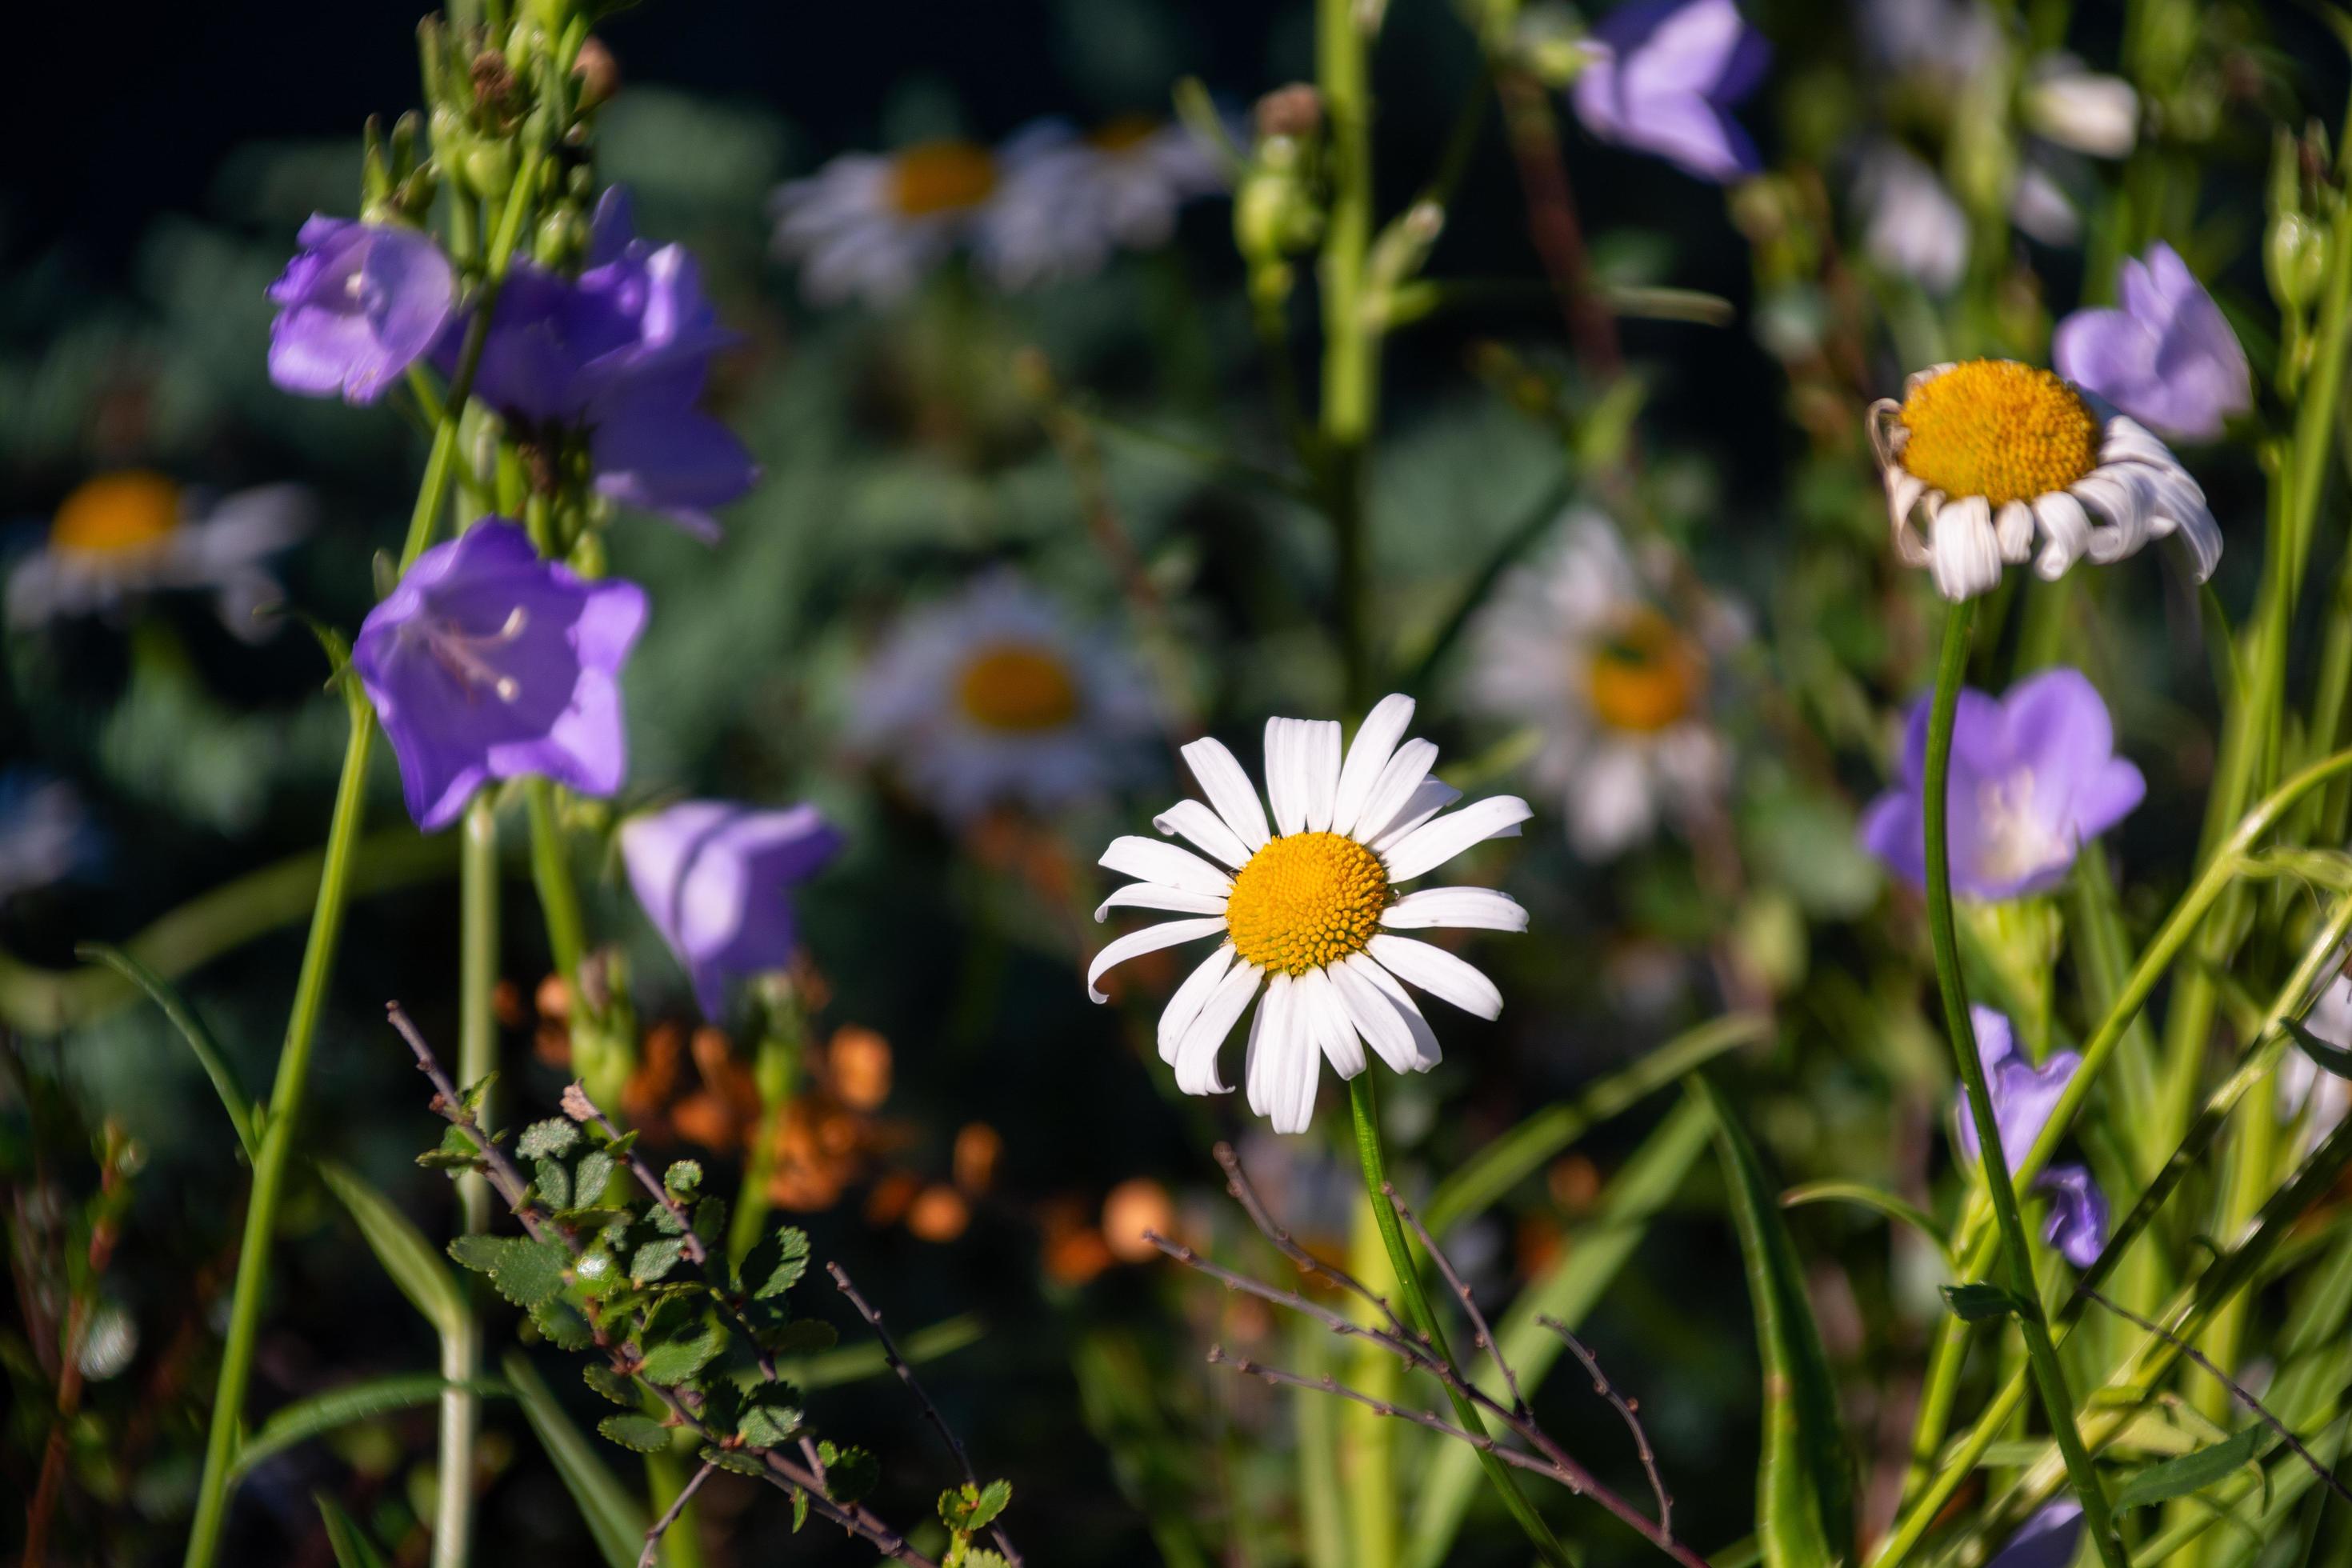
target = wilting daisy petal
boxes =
[1090,694,1529,1130]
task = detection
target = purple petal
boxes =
[2035,1163,2107,1269]
[1990,1502,2083,1568]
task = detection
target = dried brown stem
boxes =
[1495,69,1622,378]
[1213,1140,1414,1343]
[1386,1182,1526,1415]
[638,1460,716,1568]
[1541,1315,1672,1534]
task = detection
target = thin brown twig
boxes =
[828,1262,1023,1567]
[1385,1182,1526,1415]
[2078,1284,2352,1507]
[1213,1141,1414,1343]
[1540,1315,1673,1534]
[1494,69,1622,379]
[638,1460,716,1568]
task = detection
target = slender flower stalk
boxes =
[1317,0,1377,706]
[435,794,499,1568]
[1919,600,2126,1568]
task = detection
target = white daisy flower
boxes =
[0,771,90,901]
[7,473,312,640]
[1086,694,1530,1134]
[771,136,1057,307]
[1866,358,2221,602]
[1855,143,1970,295]
[1465,512,1732,861]
[976,117,1226,290]
[846,572,1159,823]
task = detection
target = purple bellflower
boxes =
[1859,667,2144,902]
[1987,1502,2083,1568]
[451,190,757,538]
[2054,242,2251,443]
[1950,1005,2109,1270]
[268,218,457,405]
[353,520,646,832]
[1570,0,1770,183]
[621,800,845,1018]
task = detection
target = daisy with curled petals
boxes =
[1086,694,1531,1134]
[1866,358,2221,602]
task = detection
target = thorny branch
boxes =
[638,1460,716,1568]
[1386,1182,1526,1416]
[1542,1314,1673,1536]
[1150,1144,1708,1568]
[830,1260,1025,1567]
[388,1002,941,1568]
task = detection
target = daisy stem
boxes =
[1345,1073,1574,1568]
[1922,598,2128,1568]
[434,793,499,1568]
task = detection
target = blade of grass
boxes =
[77,942,256,1159]
[235,1375,507,1479]
[503,1350,646,1568]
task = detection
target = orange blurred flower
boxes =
[1100,1178,1174,1263]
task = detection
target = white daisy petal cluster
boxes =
[847,572,1158,823]
[1089,694,1530,1134]
[1867,359,2220,602]
[8,474,313,640]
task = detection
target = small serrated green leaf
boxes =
[742,1225,812,1299]
[650,1202,687,1236]
[737,1392,805,1448]
[448,1236,570,1308]
[583,1364,638,1406]
[638,1322,726,1384]
[550,1206,633,1231]
[597,1414,673,1453]
[459,1074,499,1114]
[693,1196,728,1244]
[818,1440,879,1502]
[664,1160,704,1196]
[631,1236,686,1283]
[1940,1282,2027,1322]
[701,1445,769,1477]
[965,1478,1011,1530]
[418,1125,483,1171]
[959,1553,1012,1568]
[518,1118,582,1159]
[534,1157,572,1211]
[792,1488,809,1530]
[2114,1425,2267,1510]
[530,1297,596,1351]
[573,1150,617,1205]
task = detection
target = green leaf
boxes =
[503,1350,646,1568]
[736,1384,806,1447]
[583,1363,637,1406]
[1941,1282,2028,1322]
[792,1488,810,1530]
[596,1413,674,1453]
[701,1445,769,1476]
[448,1235,570,1308]
[818,1440,880,1502]
[550,1206,633,1231]
[630,1235,686,1284]
[317,1159,465,1339]
[2285,1016,2352,1081]
[2114,1425,2268,1509]
[314,1492,391,1568]
[638,1322,726,1384]
[530,1297,595,1351]
[237,1375,506,1478]
[573,1150,617,1206]
[941,1478,1013,1532]
[518,1118,581,1159]
[1782,1181,1954,1266]
[77,942,256,1159]
[417,1125,484,1172]
[1694,1074,1856,1568]
[958,1554,1013,1568]
[742,1224,812,1298]
[664,1160,703,1196]
[534,1157,572,1211]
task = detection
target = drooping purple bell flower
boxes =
[1858,668,2144,902]
[450,190,758,538]
[621,800,844,1017]
[1570,0,1770,183]
[1947,1004,2107,1270]
[2054,242,2250,443]
[267,217,457,405]
[352,519,646,831]
[1987,1502,2082,1568]
[2035,1162,2107,1269]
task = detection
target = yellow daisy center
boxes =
[1086,115,1161,154]
[1224,831,1390,976]
[889,141,999,217]
[1897,360,2102,509]
[957,642,1079,732]
[1587,609,1703,734]
[51,472,182,558]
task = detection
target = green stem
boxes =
[1346,1074,1573,1568]
[434,794,498,1568]
[727,991,805,1263]
[1920,598,2126,1568]
[1317,0,1378,709]
[182,697,377,1568]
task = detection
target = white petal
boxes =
[1332,694,1415,837]
[1382,887,1529,932]
[1298,965,1366,1079]
[1887,470,1926,525]
[1370,778,1466,854]
[2033,490,2091,580]
[1266,718,1342,834]
[2074,469,2154,563]
[1153,799,1253,870]
[1330,955,1421,1074]
[1380,796,1534,883]
[1101,835,1234,898]
[1247,972,1296,1117]
[1177,960,1260,1094]
[1350,738,1441,844]
[1367,934,1504,1020]
[1929,494,2001,601]
[1181,737,1271,852]
[1095,883,1230,922]
[1994,500,2034,562]
[1263,720,1303,836]
[1086,917,1227,1002]
[1157,942,1238,1063]
[1345,952,1442,1069]
[1282,995,1326,1133]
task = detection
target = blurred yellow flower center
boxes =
[1587,609,1702,734]
[1225,831,1390,976]
[889,141,998,217]
[51,472,182,557]
[1086,116,1161,154]
[958,643,1079,731]
[1897,360,2100,508]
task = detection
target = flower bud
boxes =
[1254,83,1322,142]
[566,529,607,582]
[2022,69,2138,158]
[2269,212,2330,314]
[572,36,619,109]
[1510,2,1592,88]
[462,142,516,200]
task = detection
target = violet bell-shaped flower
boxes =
[621,800,845,1017]
[1570,0,1770,183]
[1948,1004,2109,1270]
[2054,241,2252,443]
[267,217,456,404]
[352,519,647,831]
[1859,667,2144,901]
[450,189,758,538]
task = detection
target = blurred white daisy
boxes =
[772,137,1046,307]
[977,116,1226,290]
[1087,694,1530,1134]
[846,572,1159,822]
[1466,512,1733,860]
[2280,969,2352,1154]
[7,473,311,640]
[0,771,91,900]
